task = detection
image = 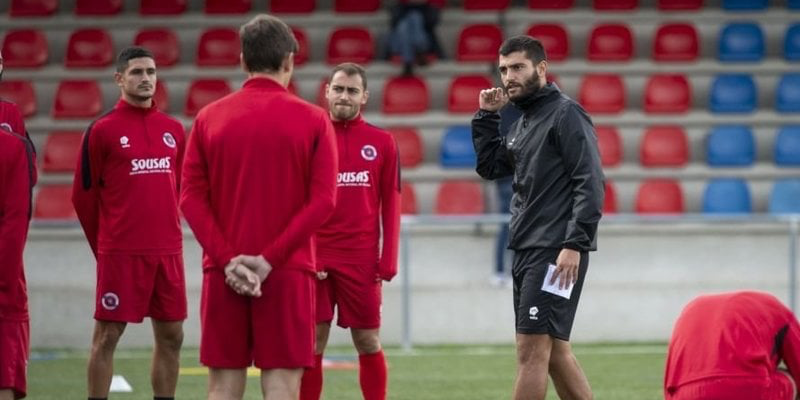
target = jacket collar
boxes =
[115,98,158,114]
[510,82,560,113]
[242,76,288,92]
[331,113,365,129]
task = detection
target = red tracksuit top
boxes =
[315,115,401,280]
[0,99,37,183]
[72,99,185,256]
[180,77,338,272]
[0,128,35,321]
[664,291,800,394]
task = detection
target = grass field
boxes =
[28,343,666,399]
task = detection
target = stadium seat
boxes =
[702,178,751,214]
[65,28,113,68]
[706,125,755,166]
[768,179,800,214]
[528,0,573,8]
[10,0,58,16]
[292,27,309,66]
[435,180,484,215]
[0,81,36,117]
[777,74,800,113]
[775,126,800,166]
[335,0,378,12]
[154,80,169,113]
[197,28,240,67]
[657,0,703,9]
[718,23,764,62]
[42,131,82,172]
[785,24,800,61]
[448,75,492,113]
[440,125,476,168]
[526,24,569,62]
[588,24,634,62]
[140,0,186,15]
[382,76,429,114]
[316,78,329,108]
[644,74,691,114]
[603,180,617,213]
[388,127,423,168]
[52,80,102,119]
[709,74,757,113]
[457,24,503,62]
[791,0,800,8]
[594,0,637,10]
[652,23,699,62]
[635,179,684,214]
[722,0,767,10]
[401,181,418,214]
[327,27,374,65]
[579,74,625,114]
[185,79,231,117]
[270,0,315,13]
[464,0,511,10]
[75,0,122,15]
[205,0,251,13]
[34,185,77,219]
[1,29,48,68]
[134,28,179,67]
[595,126,622,167]
[640,126,688,167]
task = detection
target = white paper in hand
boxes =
[541,263,574,299]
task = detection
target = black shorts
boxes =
[512,247,589,340]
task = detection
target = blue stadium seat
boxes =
[784,24,800,61]
[706,125,755,166]
[776,74,800,112]
[440,126,477,168]
[722,0,767,9]
[775,126,800,166]
[709,74,757,113]
[718,23,764,62]
[769,179,800,214]
[791,0,800,9]
[702,179,752,214]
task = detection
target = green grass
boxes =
[28,343,666,399]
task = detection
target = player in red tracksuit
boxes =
[665,291,800,400]
[300,63,401,400]
[180,15,337,400]
[0,127,35,400]
[0,49,37,183]
[71,47,186,400]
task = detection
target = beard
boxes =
[329,102,359,121]
[505,71,543,102]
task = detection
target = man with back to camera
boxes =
[179,14,338,400]
[665,291,800,400]
[71,46,187,400]
[471,35,604,400]
[299,62,401,400]
[0,49,37,180]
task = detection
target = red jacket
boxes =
[72,99,185,256]
[0,99,37,183]
[180,77,338,272]
[0,128,35,321]
[665,291,800,394]
[316,115,401,280]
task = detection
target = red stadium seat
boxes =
[42,131,82,172]
[435,180,484,215]
[636,179,684,214]
[603,180,617,213]
[652,23,699,62]
[464,0,511,10]
[401,181,418,215]
[383,76,429,114]
[154,80,169,113]
[270,0,315,13]
[197,28,240,67]
[526,24,569,62]
[335,0,378,12]
[579,74,625,114]
[65,28,113,68]
[0,81,36,117]
[640,126,688,167]
[457,24,503,62]
[388,126,423,168]
[75,0,122,15]
[292,27,309,66]
[134,28,180,67]
[10,0,58,16]
[448,75,493,113]
[595,125,622,167]
[140,0,186,15]
[52,80,102,119]
[528,0,573,8]
[185,79,231,117]
[205,0,251,14]
[594,0,637,9]
[588,24,634,62]
[2,29,48,68]
[35,185,77,219]
[327,27,374,65]
[644,74,691,114]
[658,0,703,9]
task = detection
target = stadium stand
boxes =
[769,179,800,214]
[42,131,82,173]
[588,24,634,62]
[718,22,764,62]
[440,125,476,168]
[652,23,699,62]
[196,28,240,67]
[34,185,77,219]
[435,180,484,215]
[326,26,374,65]
[0,80,36,117]
[706,125,755,166]
[388,126,423,168]
[526,24,569,61]
[75,0,123,15]
[134,28,180,67]
[702,178,752,214]
[636,179,685,214]
[1,29,49,68]
[52,80,102,119]
[457,24,503,62]
[640,126,689,167]
[595,126,622,167]
[65,28,114,68]
[775,126,800,166]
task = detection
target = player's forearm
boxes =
[180,195,237,269]
[262,194,336,268]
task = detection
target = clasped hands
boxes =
[224,255,272,297]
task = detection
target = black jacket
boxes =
[471,83,604,252]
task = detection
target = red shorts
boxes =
[95,254,187,323]
[669,373,796,400]
[200,268,315,370]
[316,262,381,329]
[0,320,28,399]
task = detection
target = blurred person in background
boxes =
[385,0,445,76]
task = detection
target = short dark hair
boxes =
[329,62,368,90]
[240,14,298,73]
[116,46,155,73]
[499,35,547,64]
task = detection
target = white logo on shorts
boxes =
[529,306,539,320]
[101,292,120,311]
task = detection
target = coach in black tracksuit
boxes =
[471,35,604,400]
